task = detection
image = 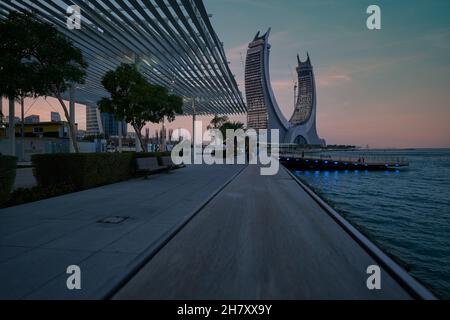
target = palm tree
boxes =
[207,115,229,130]
[219,121,244,139]
[219,121,245,158]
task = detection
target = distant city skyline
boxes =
[2,0,450,148]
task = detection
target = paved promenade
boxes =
[14,168,37,190]
[114,165,420,300]
[0,165,244,299]
[1,163,433,299]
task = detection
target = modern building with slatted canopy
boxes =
[0,0,246,116]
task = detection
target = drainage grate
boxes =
[97,216,129,224]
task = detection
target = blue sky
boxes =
[203,0,450,147]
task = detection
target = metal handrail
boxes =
[280,151,409,166]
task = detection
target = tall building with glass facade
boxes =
[86,106,127,137]
[245,29,290,142]
[244,29,325,146]
[245,35,268,130]
[100,113,127,137]
[86,105,102,136]
[290,54,314,126]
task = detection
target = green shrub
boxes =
[32,153,135,190]
[1,152,172,208]
[31,152,170,191]
[6,184,76,207]
[0,155,17,206]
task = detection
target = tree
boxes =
[219,121,245,140]
[0,12,42,114]
[206,115,245,144]
[207,115,229,130]
[0,12,87,153]
[1,12,42,158]
[31,16,87,153]
[99,64,182,152]
[207,116,245,147]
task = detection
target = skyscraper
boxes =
[86,105,102,136]
[85,106,127,137]
[244,29,325,146]
[286,54,324,146]
[290,54,314,126]
[245,29,289,142]
[245,34,268,130]
[100,113,127,137]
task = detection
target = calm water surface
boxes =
[293,149,450,298]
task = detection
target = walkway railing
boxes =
[276,144,409,166]
[280,151,409,166]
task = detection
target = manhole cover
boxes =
[97,216,129,224]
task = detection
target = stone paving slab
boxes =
[0,164,244,299]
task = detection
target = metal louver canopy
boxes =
[0,0,246,115]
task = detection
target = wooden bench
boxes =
[161,156,185,169]
[136,157,168,178]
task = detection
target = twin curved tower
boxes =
[245,29,325,146]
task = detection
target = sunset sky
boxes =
[2,0,450,148]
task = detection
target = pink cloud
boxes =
[316,69,352,87]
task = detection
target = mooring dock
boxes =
[114,164,431,300]
[280,153,409,171]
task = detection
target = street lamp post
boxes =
[20,97,25,160]
[69,84,76,153]
[118,120,123,153]
[192,97,196,157]
[161,117,166,152]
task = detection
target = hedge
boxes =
[7,184,76,207]
[32,153,135,190]
[31,152,171,191]
[0,155,17,206]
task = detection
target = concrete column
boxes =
[69,85,76,153]
[20,97,25,161]
[95,106,104,135]
[118,120,123,153]
[8,97,15,156]
[161,117,166,152]
[192,98,200,164]
[192,98,196,149]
